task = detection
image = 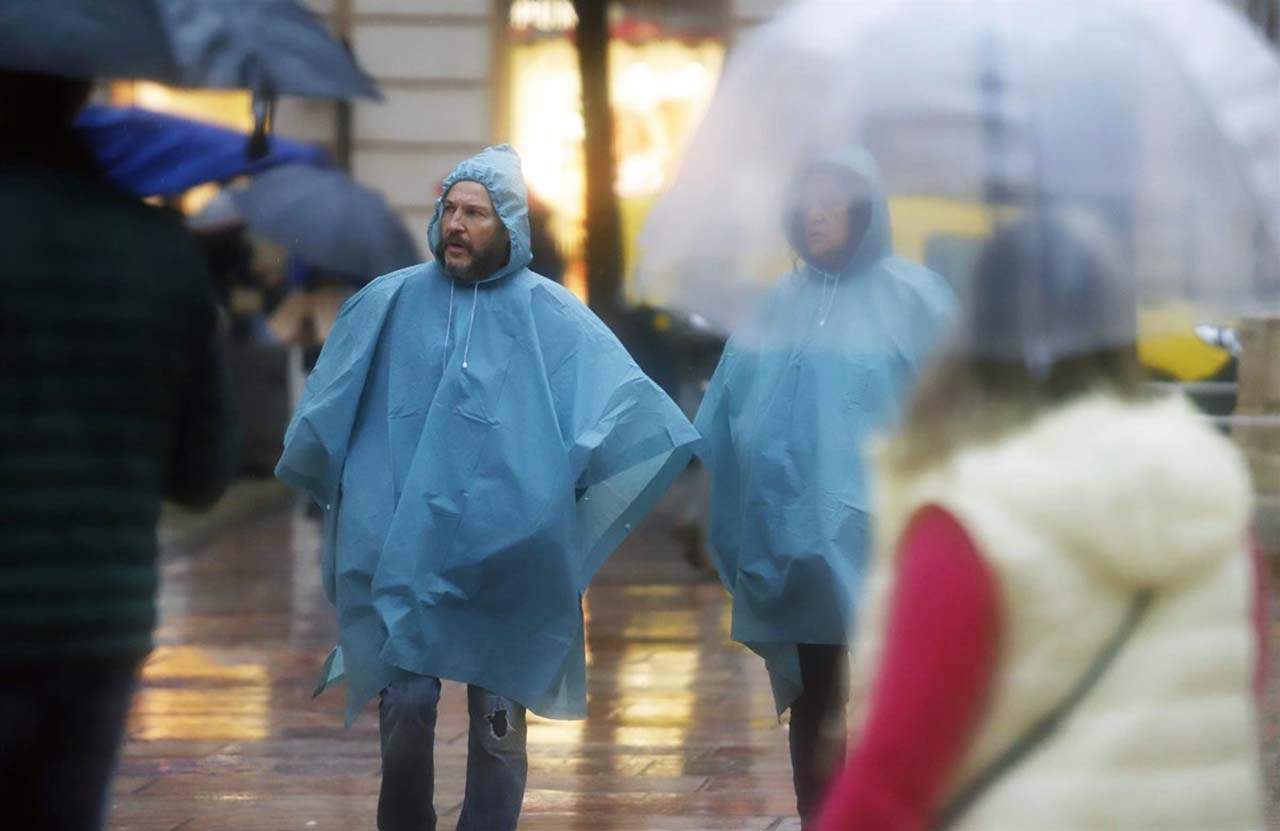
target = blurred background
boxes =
[7,2,1279,829]
[107,0,1279,488]
[100,0,780,487]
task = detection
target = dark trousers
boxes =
[378,675,529,831]
[789,644,850,826]
[0,658,141,831]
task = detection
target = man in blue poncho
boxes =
[276,145,698,831]
[695,148,956,826]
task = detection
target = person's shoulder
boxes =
[878,256,958,311]
[101,193,213,297]
[733,268,803,333]
[141,206,209,272]
[523,269,615,339]
[880,256,954,295]
[7,164,177,230]
[518,267,574,302]
[0,166,216,314]
[30,167,192,245]
[766,266,805,296]
[24,168,200,261]
[361,262,427,299]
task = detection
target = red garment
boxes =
[815,505,1001,831]
[816,508,1270,831]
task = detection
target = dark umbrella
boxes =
[76,105,329,197]
[228,165,422,279]
[0,0,378,100]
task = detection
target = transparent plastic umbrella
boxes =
[635,0,1280,364]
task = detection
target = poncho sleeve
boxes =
[536,288,701,591]
[890,261,959,373]
[573,362,699,589]
[275,276,399,506]
[693,341,744,593]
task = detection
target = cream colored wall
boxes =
[274,0,498,251]
[272,0,795,258]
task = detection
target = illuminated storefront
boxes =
[507,0,726,300]
[108,82,254,132]
[100,1,735,307]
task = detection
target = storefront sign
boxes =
[510,0,578,33]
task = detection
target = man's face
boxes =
[799,169,870,269]
[438,181,509,282]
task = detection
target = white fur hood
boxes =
[886,394,1254,589]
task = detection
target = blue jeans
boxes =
[0,658,141,831]
[378,675,528,831]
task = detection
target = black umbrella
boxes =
[227,165,422,279]
[0,0,379,100]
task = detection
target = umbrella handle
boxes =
[248,92,276,161]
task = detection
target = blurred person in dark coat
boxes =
[526,192,564,284]
[0,69,239,831]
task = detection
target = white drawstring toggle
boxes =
[818,271,837,327]
[461,282,479,371]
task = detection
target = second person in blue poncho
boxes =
[276,146,699,831]
[695,147,956,825]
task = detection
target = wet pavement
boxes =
[110,489,802,831]
[110,483,1280,831]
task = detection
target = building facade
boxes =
[274,0,789,296]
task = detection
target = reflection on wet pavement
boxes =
[133,647,270,742]
[109,507,803,830]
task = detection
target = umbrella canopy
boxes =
[76,105,328,197]
[227,165,421,279]
[0,0,378,99]
[635,0,1280,360]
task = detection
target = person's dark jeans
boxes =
[789,644,850,826]
[378,675,529,831]
[0,658,142,831]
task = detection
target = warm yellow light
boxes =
[618,61,659,107]
[509,37,586,272]
[616,152,664,199]
[181,182,222,216]
[133,83,173,112]
[508,34,725,301]
[112,81,254,132]
[526,712,587,747]
[667,61,712,100]
[509,0,578,32]
[131,646,270,741]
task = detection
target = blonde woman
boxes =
[818,214,1267,831]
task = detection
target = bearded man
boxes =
[277,145,698,831]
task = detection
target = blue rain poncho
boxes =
[695,148,956,713]
[277,146,699,724]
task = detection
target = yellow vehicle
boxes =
[888,196,1236,387]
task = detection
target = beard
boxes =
[437,233,511,283]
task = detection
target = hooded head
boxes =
[966,209,1138,373]
[783,146,891,275]
[889,208,1143,477]
[428,145,533,284]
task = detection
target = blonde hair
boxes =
[886,348,1145,477]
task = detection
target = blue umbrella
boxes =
[76,105,328,197]
[0,0,378,100]
[228,165,422,280]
